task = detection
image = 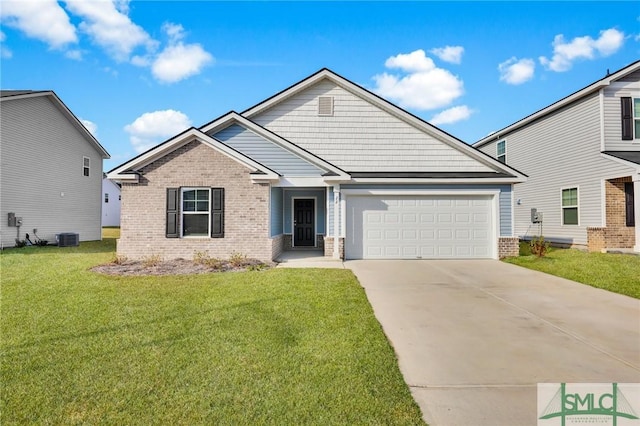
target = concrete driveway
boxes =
[346,260,640,426]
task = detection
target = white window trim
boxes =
[496,140,506,163]
[83,156,90,177]
[560,186,580,226]
[180,187,211,238]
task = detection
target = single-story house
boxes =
[474,61,640,253]
[107,69,526,261]
[0,90,110,248]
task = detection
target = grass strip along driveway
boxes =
[505,244,640,299]
[1,239,423,425]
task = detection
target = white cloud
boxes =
[64,0,156,62]
[498,57,535,85]
[372,49,464,110]
[151,22,213,84]
[81,119,98,136]
[429,105,473,125]
[539,28,625,72]
[0,31,12,58]
[430,46,464,64]
[0,0,77,48]
[124,110,192,153]
[65,49,83,60]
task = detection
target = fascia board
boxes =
[348,177,527,184]
[108,127,279,180]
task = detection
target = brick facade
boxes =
[117,141,273,262]
[323,236,345,259]
[586,227,606,252]
[498,237,520,258]
[601,177,635,249]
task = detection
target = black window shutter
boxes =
[621,97,633,140]
[211,188,224,238]
[166,188,179,238]
[625,182,635,227]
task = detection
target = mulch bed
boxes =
[91,258,273,276]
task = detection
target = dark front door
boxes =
[294,199,315,246]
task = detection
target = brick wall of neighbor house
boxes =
[117,141,273,262]
[603,177,635,249]
[587,227,606,252]
[498,237,520,258]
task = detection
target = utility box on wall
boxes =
[531,208,542,223]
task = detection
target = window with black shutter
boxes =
[166,188,179,238]
[621,97,633,140]
[166,187,224,238]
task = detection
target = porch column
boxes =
[634,174,640,253]
[333,185,340,259]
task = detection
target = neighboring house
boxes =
[102,174,121,227]
[0,90,110,248]
[474,61,640,253]
[108,69,526,262]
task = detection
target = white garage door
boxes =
[345,195,494,259]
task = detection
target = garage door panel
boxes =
[346,194,494,259]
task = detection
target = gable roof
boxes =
[474,60,640,148]
[107,126,279,182]
[241,68,526,181]
[0,90,110,159]
[201,111,350,180]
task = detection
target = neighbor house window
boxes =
[621,97,640,140]
[497,140,506,163]
[182,188,210,237]
[165,187,224,238]
[561,187,579,225]
[83,157,90,176]
[104,193,109,203]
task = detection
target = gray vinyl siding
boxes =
[251,80,493,173]
[479,92,636,246]
[602,83,640,150]
[0,96,104,248]
[327,189,335,236]
[340,184,513,236]
[270,186,283,237]
[211,124,325,176]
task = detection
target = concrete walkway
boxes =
[346,260,640,426]
[275,250,345,268]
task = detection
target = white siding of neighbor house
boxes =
[211,124,326,176]
[602,78,640,151]
[479,92,636,247]
[0,96,104,248]
[102,178,121,227]
[250,79,494,173]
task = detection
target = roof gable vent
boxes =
[318,96,334,116]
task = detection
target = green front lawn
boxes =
[505,243,640,299]
[1,239,423,425]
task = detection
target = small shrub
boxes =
[530,236,550,257]
[112,254,128,265]
[193,251,223,270]
[247,263,267,271]
[14,239,26,248]
[142,254,162,267]
[229,251,248,268]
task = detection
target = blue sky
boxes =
[1,1,639,171]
